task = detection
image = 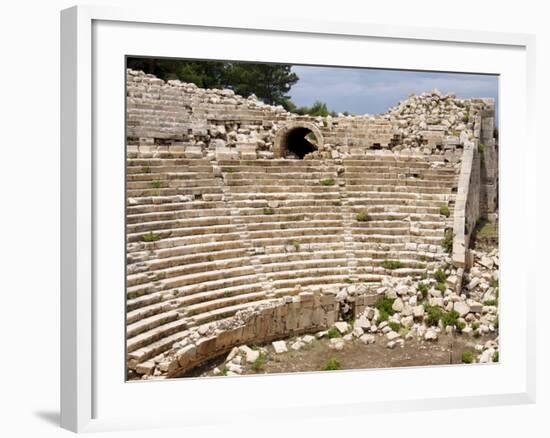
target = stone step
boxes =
[127,186,224,198]
[127,172,216,182]
[143,247,250,271]
[127,282,266,323]
[127,255,255,287]
[351,233,443,245]
[127,222,239,243]
[246,227,345,240]
[127,310,180,339]
[185,291,268,316]
[126,208,231,224]
[127,200,227,215]
[260,257,349,273]
[190,298,277,326]
[257,250,347,264]
[127,318,190,354]
[127,179,221,190]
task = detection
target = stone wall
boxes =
[126,69,496,166]
[135,290,346,378]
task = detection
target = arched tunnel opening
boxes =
[281,127,320,159]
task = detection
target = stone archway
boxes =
[273,122,324,159]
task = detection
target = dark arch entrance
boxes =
[274,122,324,159]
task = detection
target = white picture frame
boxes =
[60,5,536,433]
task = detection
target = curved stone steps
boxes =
[127,227,241,246]
[126,208,231,225]
[127,255,257,288]
[127,283,266,324]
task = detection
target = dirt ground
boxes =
[188,331,497,378]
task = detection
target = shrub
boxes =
[441,310,460,328]
[435,282,447,293]
[292,241,300,251]
[478,143,485,154]
[461,351,474,364]
[381,259,404,270]
[263,208,275,215]
[251,352,266,372]
[327,328,341,339]
[490,278,499,289]
[356,211,370,222]
[492,351,499,362]
[320,177,335,186]
[417,282,429,300]
[471,321,480,330]
[442,229,454,253]
[425,304,443,327]
[483,299,498,306]
[375,297,395,322]
[324,358,341,371]
[434,269,447,283]
[141,231,161,242]
[150,180,166,189]
[439,205,450,217]
[388,321,401,332]
[456,321,466,333]
[462,114,470,123]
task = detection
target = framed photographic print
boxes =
[61,5,536,432]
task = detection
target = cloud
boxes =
[289,66,498,115]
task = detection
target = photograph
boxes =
[125,57,499,380]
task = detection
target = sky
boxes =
[288,65,498,116]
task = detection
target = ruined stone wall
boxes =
[126,69,496,166]
[135,290,341,378]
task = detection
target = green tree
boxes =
[127,58,299,106]
[225,63,298,106]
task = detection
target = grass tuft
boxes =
[324,358,341,371]
[381,259,404,270]
[141,231,161,242]
[461,351,474,364]
[356,211,371,222]
[320,177,335,186]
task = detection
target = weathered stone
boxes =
[453,301,470,317]
[272,340,288,354]
[334,321,349,334]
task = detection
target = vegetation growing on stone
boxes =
[320,177,335,186]
[381,259,404,270]
[141,231,161,242]
[375,297,396,322]
[442,229,454,253]
[461,351,474,364]
[434,269,447,283]
[263,208,275,215]
[417,282,429,299]
[388,321,401,332]
[251,352,266,372]
[439,205,450,217]
[150,180,166,189]
[356,211,370,222]
[324,358,341,371]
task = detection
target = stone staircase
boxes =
[126,153,458,374]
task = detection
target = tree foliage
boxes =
[127,58,350,116]
[127,58,298,106]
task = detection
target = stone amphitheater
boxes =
[125,69,499,379]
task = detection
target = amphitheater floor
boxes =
[182,331,498,378]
